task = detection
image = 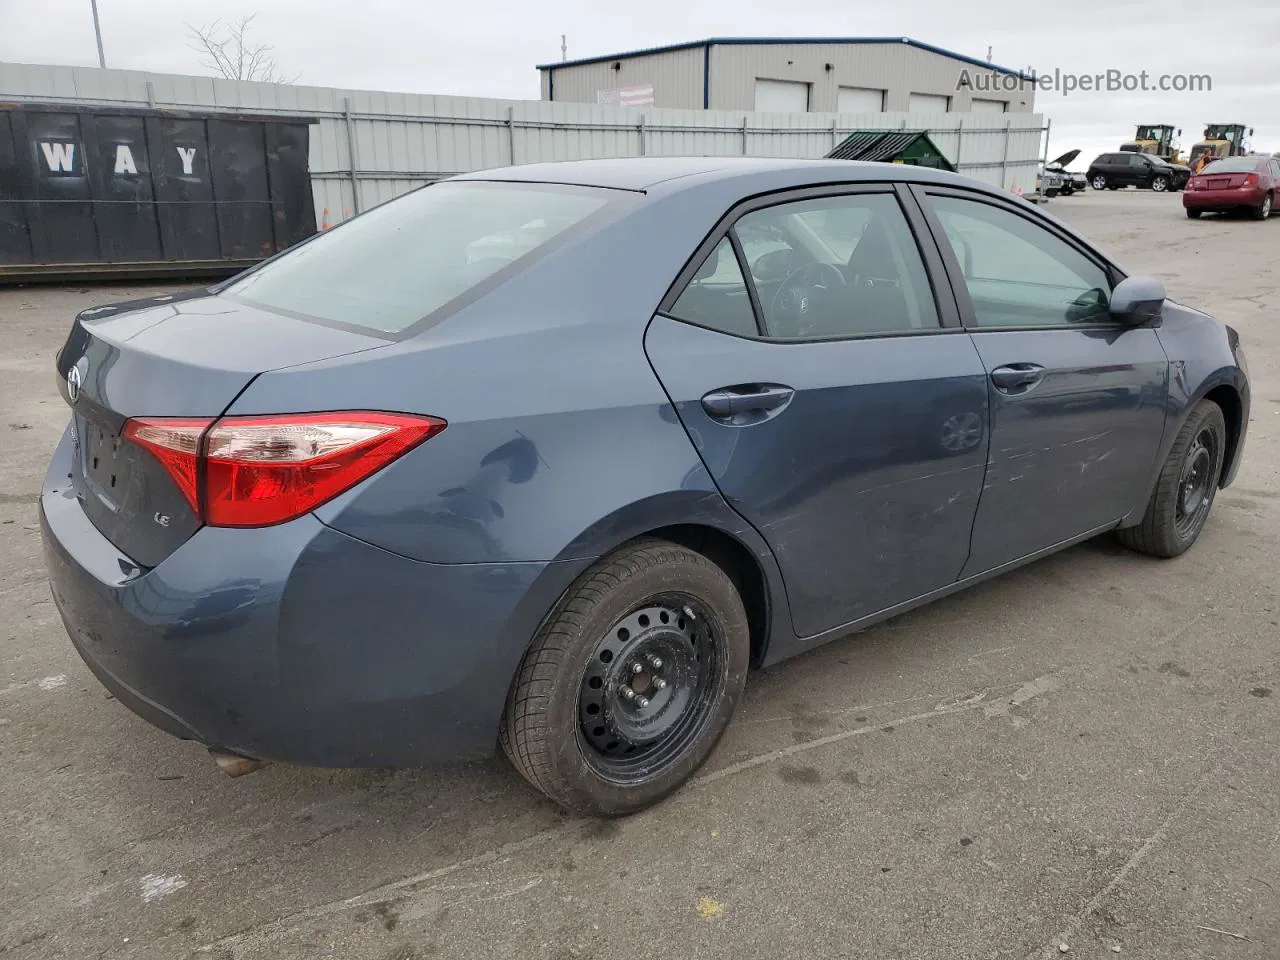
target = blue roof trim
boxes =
[537,37,1027,79]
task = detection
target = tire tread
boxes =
[500,538,745,814]
[1116,400,1225,558]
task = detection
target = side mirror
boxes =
[1110,275,1166,324]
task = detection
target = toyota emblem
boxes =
[67,366,81,404]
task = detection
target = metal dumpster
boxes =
[0,104,316,282]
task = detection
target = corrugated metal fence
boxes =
[1,62,1048,227]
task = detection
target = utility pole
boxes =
[90,0,107,68]
[561,34,567,61]
[986,45,992,63]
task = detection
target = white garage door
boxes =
[837,86,885,113]
[754,79,809,112]
[908,92,951,113]
[970,98,1007,114]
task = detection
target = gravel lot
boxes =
[1,188,1277,960]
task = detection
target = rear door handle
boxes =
[701,384,794,420]
[990,363,1046,393]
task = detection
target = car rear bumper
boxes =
[41,426,588,767]
[1184,187,1266,209]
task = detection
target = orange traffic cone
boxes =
[321,208,332,230]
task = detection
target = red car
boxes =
[1183,155,1280,219]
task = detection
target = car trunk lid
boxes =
[55,291,390,567]
[1202,172,1252,189]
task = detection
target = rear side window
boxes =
[668,238,759,337]
[1201,157,1265,174]
[737,194,939,339]
[223,181,614,334]
[666,192,940,341]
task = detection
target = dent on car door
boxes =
[643,188,991,642]
[917,190,1170,574]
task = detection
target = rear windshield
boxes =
[1200,157,1264,173]
[222,181,615,334]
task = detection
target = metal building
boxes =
[540,37,1034,115]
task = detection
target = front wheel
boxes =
[1091,174,1108,190]
[500,539,750,816]
[1151,176,1169,192]
[1116,400,1226,558]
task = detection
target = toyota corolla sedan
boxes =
[42,157,1250,817]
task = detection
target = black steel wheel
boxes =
[1174,427,1218,540]
[501,539,749,816]
[1117,400,1227,558]
[577,598,725,781]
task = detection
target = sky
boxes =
[2,0,1279,169]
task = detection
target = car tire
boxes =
[1253,192,1273,220]
[1091,175,1107,190]
[500,538,750,817]
[1151,176,1170,192]
[1186,208,1203,219]
[1116,400,1227,559]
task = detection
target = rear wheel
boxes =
[1186,208,1203,219]
[1254,192,1273,220]
[1091,174,1108,190]
[500,539,749,816]
[1116,401,1226,558]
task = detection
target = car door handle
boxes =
[701,384,794,420]
[990,363,1046,392]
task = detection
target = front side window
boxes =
[730,193,939,339]
[223,181,615,334]
[927,195,1113,328]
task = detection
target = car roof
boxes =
[450,156,988,196]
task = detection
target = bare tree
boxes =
[186,15,297,83]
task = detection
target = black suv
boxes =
[1087,152,1184,192]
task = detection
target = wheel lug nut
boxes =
[631,663,644,675]
[653,678,667,690]
[648,656,664,670]
[634,696,650,708]
[620,686,636,700]
[683,605,696,621]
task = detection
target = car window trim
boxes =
[726,230,767,336]
[906,183,1129,333]
[656,181,963,344]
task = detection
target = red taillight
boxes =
[1187,177,1200,191]
[1243,173,1259,186]
[123,418,211,512]
[123,412,446,528]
